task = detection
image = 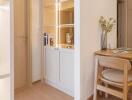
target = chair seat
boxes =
[102,69,132,83]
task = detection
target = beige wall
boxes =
[80,0,117,99]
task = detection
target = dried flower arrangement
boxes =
[99,16,116,50]
[99,16,116,34]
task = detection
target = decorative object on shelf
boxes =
[66,32,73,48]
[50,36,55,46]
[44,33,48,46]
[99,16,116,50]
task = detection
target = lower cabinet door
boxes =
[60,49,74,94]
[45,47,60,84]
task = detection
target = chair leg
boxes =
[98,82,103,96]
[99,91,103,96]
[123,86,128,100]
[105,83,108,98]
[93,57,99,100]
[123,66,128,100]
[93,89,97,100]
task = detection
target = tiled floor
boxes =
[15,82,74,100]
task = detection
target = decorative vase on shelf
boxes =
[101,32,107,50]
[99,16,116,50]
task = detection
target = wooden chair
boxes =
[93,55,132,100]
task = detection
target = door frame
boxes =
[26,0,32,86]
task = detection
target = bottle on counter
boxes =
[44,33,48,46]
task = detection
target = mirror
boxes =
[117,0,132,48]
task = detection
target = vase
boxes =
[101,32,107,50]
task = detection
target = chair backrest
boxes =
[98,56,131,70]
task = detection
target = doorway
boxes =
[14,0,44,91]
[14,0,28,89]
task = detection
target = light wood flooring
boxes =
[91,91,132,100]
[15,82,74,100]
[15,82,132,100]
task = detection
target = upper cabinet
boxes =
[43,0,57,26]
[43,0,58,45]
[59,0,74,46]
[59,0,74,25]
[43,0,74,48]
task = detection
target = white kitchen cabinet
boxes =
[45,47,74,96]
[45,47,60,84]
[60,49,74,95]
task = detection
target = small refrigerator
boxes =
[0,0,13,100]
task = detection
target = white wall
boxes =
[31,0,41,82]
[74,0,80,99]
[78,0,117,100]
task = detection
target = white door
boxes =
[0,0,13,100]
[45,47,59,84]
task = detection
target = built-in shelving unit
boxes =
[43,0,74,48]
[43,0,74,97]
[44,24,74,28]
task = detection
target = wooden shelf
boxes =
[44,25,57,28]
[44,24,74,28]
[44,5,56,9]
[60,0,74,11]
[59,24,74,28]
